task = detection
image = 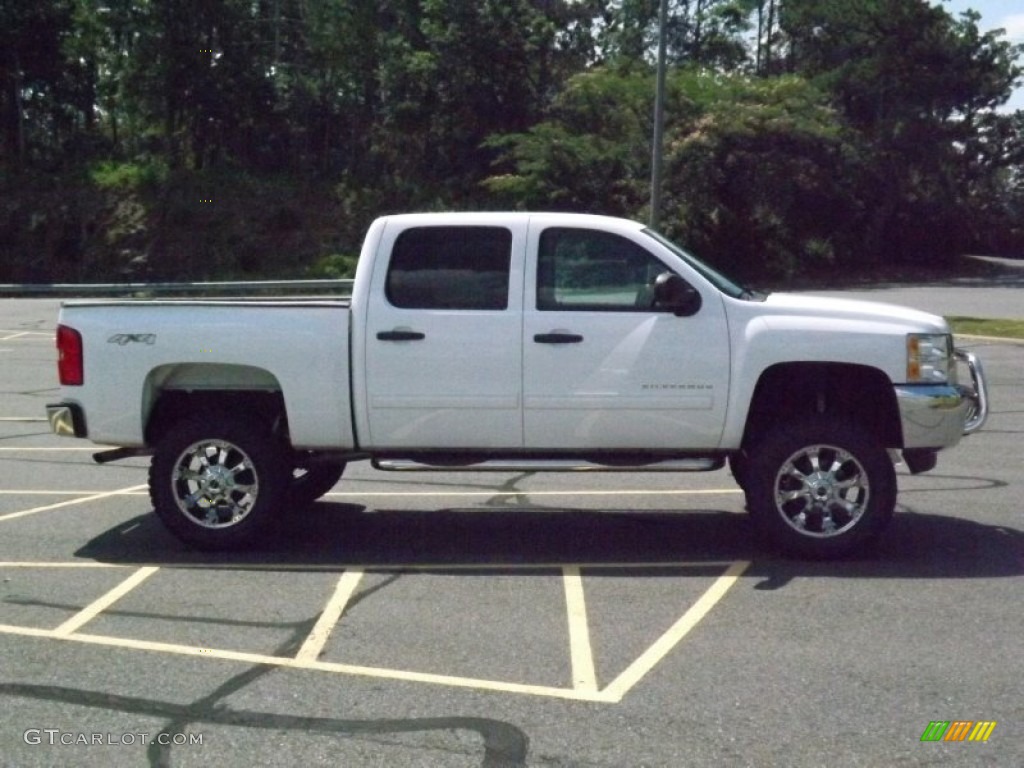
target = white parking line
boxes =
[602,560,750,700]
[0,484,740,497]
[53,566,159,636]
[0,491,148,496]
[295,569,365,663]
[326,489,743,497]
[0,562,128,568]
[563,566,597,692]
[0,560,749,703]
[0,447,107,451]
[0,484,148,523]
[0,330,53,339]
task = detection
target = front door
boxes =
[522,225,730,450]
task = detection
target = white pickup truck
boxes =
[46,212,988,557]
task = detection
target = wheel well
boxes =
[145,390,288,447]
[742,363,902,450]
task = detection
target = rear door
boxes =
[362,220,525,449]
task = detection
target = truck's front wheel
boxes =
[746,420,896,558]
[150,416,288,550]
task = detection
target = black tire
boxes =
[728,451,754,511]
[149,415,289,550]
[745,419,896,558]
[728,450,752,494]
[291,458,346,506]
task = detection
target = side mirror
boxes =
[653,272,702,317]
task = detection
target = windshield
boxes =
[641,228,755,300]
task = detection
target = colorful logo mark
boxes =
[920,721,997,742]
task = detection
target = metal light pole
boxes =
[649,0,669,230]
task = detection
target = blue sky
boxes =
[936,0,1024,111]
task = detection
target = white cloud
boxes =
[997,13,1024,42]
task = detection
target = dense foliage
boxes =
[1,0,1021,282]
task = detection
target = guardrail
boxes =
[0,279,354,298]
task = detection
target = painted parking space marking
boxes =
[0,491,150,496]
[0,485,147,523]
[0,449,749,701]
[563,566,598,692]
[0,330,53,340]
[53,566,159,636]
[0,559,750,703]
[602,560,747,700]
[296,569,365,663]
[0,482,741,497]
[0,447,111,451]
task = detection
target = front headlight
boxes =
[907,333,953,384]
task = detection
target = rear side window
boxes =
[386,226,512,310]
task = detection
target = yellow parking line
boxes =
[602,560,750,700]
[0,622,616,702]
[53,566,159,636]
[0,484,148,523]
[563,566,597,692]
[295,569,364,663]
[0,561,748,703]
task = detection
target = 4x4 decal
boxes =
[107,333,156,346]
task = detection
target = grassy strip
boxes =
[948,316,1024,340]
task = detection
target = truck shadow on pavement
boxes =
[75,501,1023,585]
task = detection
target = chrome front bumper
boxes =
[895,348,988,449]
[955,349,988,435]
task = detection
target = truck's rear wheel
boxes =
[746,419,895,558]
[150,416,288,550]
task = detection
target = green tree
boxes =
[357,0,597,208]
[662,74,852,279]
[487,67,851,281]
[485,68,665,213]
[596,0,751,69]
[1,0,93,167]
[779,0,1024,264]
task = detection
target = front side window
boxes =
[537,228,670,311]
[386,226,512,310]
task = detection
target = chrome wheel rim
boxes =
[774,444,869,538]
[171,439,259,529]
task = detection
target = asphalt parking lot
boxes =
[0,298,1021,767]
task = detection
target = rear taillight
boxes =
[57,324,84,385]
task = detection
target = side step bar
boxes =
[373,457,724,472]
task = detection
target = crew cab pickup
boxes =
[46,212,988,557]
